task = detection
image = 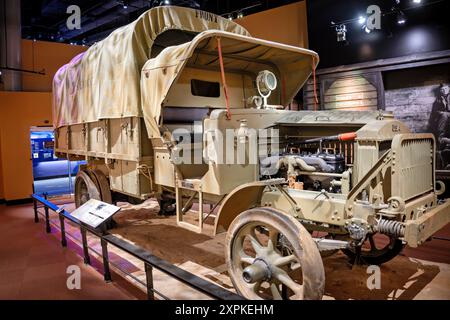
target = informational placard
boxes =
[71,199,121,229]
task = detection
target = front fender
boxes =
[214,180,284,235]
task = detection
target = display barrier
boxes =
[31,194,243,300]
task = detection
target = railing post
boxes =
[80,225,91,265]
[145,263,155,300]
[43,193,51,233]
[59,214,67,247]
[32,198,39,223]
[100,238,112,282]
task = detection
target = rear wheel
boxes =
[225,207,325,300]
[90,169,112,204]
[157,192,176,216]
[74,170,101,208]
[74,169,116,229]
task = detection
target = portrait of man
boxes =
[428,84,450,170]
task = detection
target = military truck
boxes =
[53,6,450,300]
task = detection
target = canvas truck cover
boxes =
[141,30,320,137]
[52,6,250,128]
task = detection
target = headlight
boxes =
[256,70,277,96]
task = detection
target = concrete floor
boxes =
[1,199,449,300]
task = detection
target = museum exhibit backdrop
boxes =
[305,0,450,170]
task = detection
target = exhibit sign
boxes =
[71,199,120,229]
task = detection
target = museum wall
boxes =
[237,1,308,48]
[0,134,3,201]
[0,92,52,201]
[306,0,449,68]
[0,40,84,201]
[21,39,87,92]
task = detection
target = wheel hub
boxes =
[242,258,271,283]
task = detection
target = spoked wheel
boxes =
[225,207,325,300]
[74,170,101,208]
[342,233,404,265]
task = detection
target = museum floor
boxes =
[1,200,449,300]
[0,202,144,300]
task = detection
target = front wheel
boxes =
[225,207,325,300]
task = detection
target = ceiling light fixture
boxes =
[237,11,244,19]
[358,16,366,24]
[335,24,347,42]
[397,10,406,24]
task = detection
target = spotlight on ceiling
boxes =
[227,14,233,21]
[358,16,366,25]
[363,25,371,33]
[163,0,171,5]
[237,11,244,19]
[335,24,347,42]
[397,10,406,24]
[122,1,128,9]
[413,0,421,3]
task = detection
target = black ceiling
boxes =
[21,0,300,45]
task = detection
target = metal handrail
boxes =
[31,194,243,300]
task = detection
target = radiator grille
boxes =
[392,137,434,201]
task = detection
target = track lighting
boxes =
[358,16,366,25]
[397,10,406,24]
[336,24,347,42]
